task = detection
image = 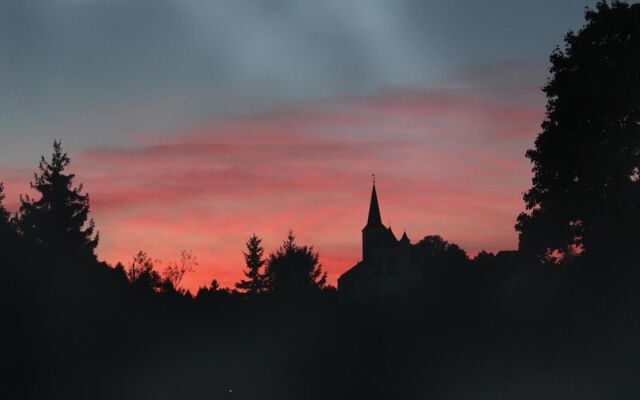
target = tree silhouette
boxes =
[516,1,640,262]
[264,231,327,295]
[196,279,233,303]
[472,251,496,269]
[0,182,9,226]
[411,235,470,301]
[412,235,468,268]
[235,234,266,295]
[127,250,162,291]
[162,249,197,291]
[0,182,14,243]
[17,140,98,256]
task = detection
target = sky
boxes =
[0,0,602,291]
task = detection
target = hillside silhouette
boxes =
[2,2,640,399]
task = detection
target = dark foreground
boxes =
[3,244,640,400]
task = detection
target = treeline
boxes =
[0,140,536,309]
[0,143,342,398]
[0,141,334,304]
[0,140,555,312]
[2,142,638,399]
[1,136,639,314]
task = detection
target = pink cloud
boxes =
[0,88,542,292]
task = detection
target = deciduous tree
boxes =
[516,1,640,262]
[127,250,162,291]
[162,249,197,290]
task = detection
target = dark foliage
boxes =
[0,182,17,250]
[0,181,9,225]
[17,140,99,256]
[516,1,640,263]
[195,279,234,306]
[412,235,469,269]
[3,225,639,399]
[127,250,163,291]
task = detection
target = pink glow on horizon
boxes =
[0,89,542,292]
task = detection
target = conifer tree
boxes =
[236,234,266,295]
[264,231,326,295]
[18,140,98,255]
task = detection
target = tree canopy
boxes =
[18,140,99,256]
[412,235,469,269]
[516,1,640,262]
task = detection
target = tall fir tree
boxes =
[18,140,98,256]
[236,234,266,295]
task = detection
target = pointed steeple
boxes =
[400,230,410,245]
[365,181,384,229]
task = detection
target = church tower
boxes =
[339,177,416,304]
[362,180,396,261]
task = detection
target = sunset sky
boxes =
[0,0,599,291]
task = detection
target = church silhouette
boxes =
[338,181,421,304]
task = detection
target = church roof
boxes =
[364,183,384,230]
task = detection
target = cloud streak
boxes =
[1,84,541,291]
[0,88,534,291]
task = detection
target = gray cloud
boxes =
[0,0,598,164]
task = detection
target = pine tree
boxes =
[235,234,266,295]
[18,140,98,255]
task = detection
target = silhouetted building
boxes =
[338,182,420,304]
